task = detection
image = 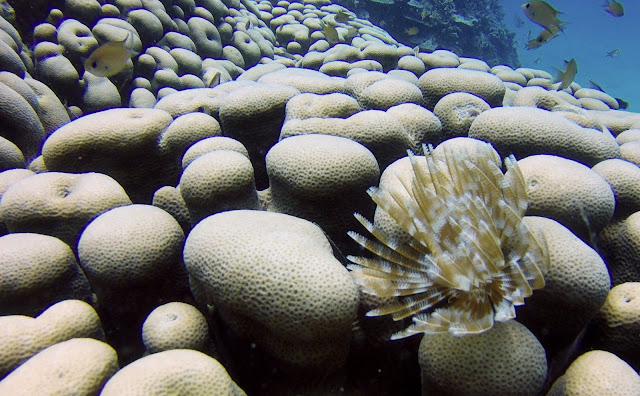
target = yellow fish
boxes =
[334,10,352,24]
[84,33,137,78]
[522,1,566,33]
[525,25,560,49]
[604,0,624,17]
[320,20,339,45]
[405,26,419,36]
[552,58,577,91]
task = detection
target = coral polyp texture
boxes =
[347,140,549,338]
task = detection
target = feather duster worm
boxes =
[347,142,549,339]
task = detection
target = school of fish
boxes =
[520,0,627,104]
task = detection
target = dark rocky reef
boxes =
[338,0,519,67]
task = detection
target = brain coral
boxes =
[515,216,610,357]
[418,68,505,109]
[183,210,359,375]
[516,154,615,241]
[547,350,640,395]
[418,320,547,396]
[41,108,174,202]
[0,299,104,379]
[468,107,620,166]
[0,172,131,247]
[0,233,94,317]
[0,338,118,396]
[586,282,640,371]
[142,302,211,355]
[266,134,379,252]
[100,349,245,396]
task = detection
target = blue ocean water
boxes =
[501,0,640,112]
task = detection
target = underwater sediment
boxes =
[1,0,640,394]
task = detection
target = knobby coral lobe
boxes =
[347,141,550,339]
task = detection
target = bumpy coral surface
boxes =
[1,0,640,393]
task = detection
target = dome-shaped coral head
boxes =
[347,141,550,339]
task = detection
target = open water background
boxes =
[501,0,640,113]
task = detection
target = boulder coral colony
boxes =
[1,0,640,394]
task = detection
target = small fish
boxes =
[203,68,221,88]
[84,33,137,77]
[356,9,369,19]
[615,97,628,109]
[522,1,566,33]
[606,48,621,58]
[0,0,15,24]
[552,58,577,91]
[604,0,624,17]
[334,10,352,24]
[588,80,605,92]
[421,7,428,20]
[320,20,339,44]
[514,15,525,28]
[345,26,358,41]
[240,19,252,30]
[405,26,419,36]
[525,25,559,50]
[534,57,541,64]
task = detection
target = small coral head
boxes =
[347,141,549,339]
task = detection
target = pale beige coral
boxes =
[419,321,547,396]
[266,134,379,250]
[101,349,245,396]
[0,172,131,247]
[386,103,442,148]
[433,92,490,139]
[0,300,104,379]
[418,50,460,70]
[468,107,620,166]
[258,67,345,93]
[152,185,190,232]
[515,216,610,355]
[516,155,615,240]
[578,97,611,111]
[357,77,424,110]
[178,150,259,223]
[181,136,249,169]
[78,204,185,290]
[616,129,640,145]
[587,282,640,371]
[592,159,640,218]
[218,81,300,188]
[41,108,174,202]
[574,88,619,109]
[284,92,361,121]
[183,210,359,372]
[0,233,94,317]
[620,141,640,166]
[589,110,640,135]
[157,112,222,160]
[0,81,45,161]
[142,302,210,354]
[511,86,577,111]
[418,67,505,109]
[280,109,414,170]
[0,338,118,396]
[598,212,640,285]
[547,350,640,395]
